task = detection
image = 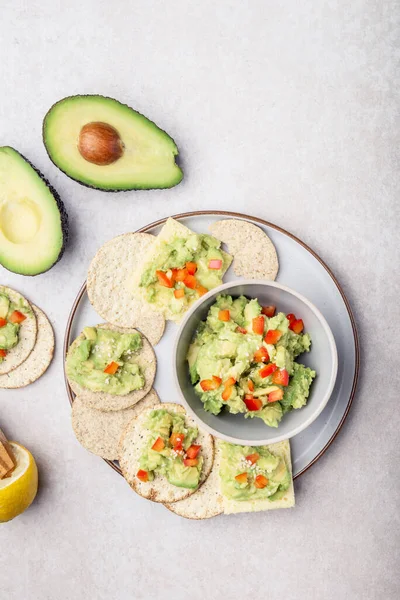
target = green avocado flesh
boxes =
[43,95,183,191]
[139,409,203,489]
[0,147,68,276]
[0,293,20,359]
[187,294,316,427]
[66,327,145,395]
[219,442,291,501]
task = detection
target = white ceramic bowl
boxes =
[173,280,338,445]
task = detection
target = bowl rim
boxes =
[173,279,339,445]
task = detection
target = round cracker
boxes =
[87,233,165,345]
[119,402,214,504]
[0,286,37,375]
[72,389,160,460]
[209,219,279,280]
[66,323,156,412]
[165,438,223,519]
[0,305,54,388]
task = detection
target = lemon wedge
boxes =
[0,442,38,523]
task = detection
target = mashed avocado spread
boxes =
[138,409,203,489]
[187,295,316,427]
[139,232,231,318]
[0,292,30,360]
[66,327,145,395]
[219,442,291,501]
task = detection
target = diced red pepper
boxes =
[244,396,263,411]
[290,319,304,334]
[259,363,277,378]
[212,375,222,386]
[174,288,185,299]
[183,274,197,289]
[236,326,247,334]
[186,445,201,459]
[175,268,188,282]
[248,380,254,392]
[9,310,27,324]
[156,270,173,288]
[218,309,230,322]
[183,458,198,467]
[286,313,296,325]
[0,318,7,328]
[200,378,220,391]
[104,361,119,375]
[195,284,208,297]
[136,469,149,482]
[208,259,222,270]
[170,432,185,450]
[0,349,7,358]
[272,368,289,386]
[151,437,165,452]
[245,452,260,465]
[252,316,265,335]
[253,346,270,363]
[222,386,233,401]
[168,269,177,285]
[267,389,284,403]
[186,261,197,275]
[254,474,269,489]
[265,329,282,345]
[224,377,236,388]
[262,305,276,317]
[235,472,248,484]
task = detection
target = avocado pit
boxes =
[78,122,124,166]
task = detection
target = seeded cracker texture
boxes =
[71,389,160,460]
[87,232,165,345]
[209,219,279,280]
[0,286,37,375]
[0,305,54,388]
[118,402,214,503]
[65,323,156,412]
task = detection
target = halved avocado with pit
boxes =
[0,147,68,276]
[42,95,183,191]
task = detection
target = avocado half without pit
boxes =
[43,95,183,191]
[0,147,68,276]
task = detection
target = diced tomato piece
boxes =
[175,268,188,282]
[286,313,296,324]
[184,458,198,467]
[265,329,282,345]
[168,269,177,285]
[235,472,248,484]
[183,274,197,289]
[9,310,27,324]
[174,288,185,299]
[290,319,304,334]
[224,377,236,388]
[272,368,289,386]
[0,318,7,328]
[195,284,208,297]
[244,396,263,411]
[151,437,165,452]
[268,389,284,403]
[186,261,197,275]
[218,309,230,322]
[156,270,173,288]
[170,432,185,449]
[259,363,277,378]
[262,305,276,317]
[208,259,222,270]
[104,361,119,375]
[254,474,269,489]
[212,375,222,386]
[222,386,233,401]
[253,346,270,363]
[236,326,247,334]
[252,315,265,335]
[245,452,260,465]
[200,378,220,391]
[186,444,201,459]
[0,349,7,358]
[248,379,254,392]
[136,469,149,482]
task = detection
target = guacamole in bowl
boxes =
[187,294,316,427]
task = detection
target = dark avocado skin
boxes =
[42,94,183,192]
[1,148,69,276]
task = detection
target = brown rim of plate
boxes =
[63,210,360,480]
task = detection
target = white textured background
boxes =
[1,2,399,599]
